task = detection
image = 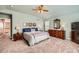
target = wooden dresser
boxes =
[48,29,65,39]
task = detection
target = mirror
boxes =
[54,19,61,29]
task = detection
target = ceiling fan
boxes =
[33,5,48,13]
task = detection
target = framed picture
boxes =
[28,23,32,27]
[33,23,36,27]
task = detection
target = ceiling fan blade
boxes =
[37,5,43,10]
[43,10,48,12]
[40,5,43,7]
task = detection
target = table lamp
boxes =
[15,26,20,33]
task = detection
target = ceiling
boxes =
[0,5,79,19]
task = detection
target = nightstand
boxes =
[13,32,23,41]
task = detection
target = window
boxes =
[44,21,50,31]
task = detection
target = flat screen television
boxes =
[71,22,79,30]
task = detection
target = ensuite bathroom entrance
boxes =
[0,19,10,36]
[0,13,12,38]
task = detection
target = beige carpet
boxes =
[0,34,79,53]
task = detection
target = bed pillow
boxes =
[35,28,38,31]
[23,28,38,33]
[31,28,38,31]
[23,28,31,32]
[31,28,35,32]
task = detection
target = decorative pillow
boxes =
[23,28,31,32]
[23,28,38,33]
[35,28,38,31]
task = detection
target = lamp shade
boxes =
[15,25,20,32]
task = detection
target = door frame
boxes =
[0,12,12,39]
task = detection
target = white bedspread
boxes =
[23,31,50,46]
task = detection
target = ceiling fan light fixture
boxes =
[33,5,48,13]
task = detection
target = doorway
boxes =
[0,13,12,39]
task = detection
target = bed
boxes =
[22,28,50,46]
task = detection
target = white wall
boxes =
[0,9,43,35]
